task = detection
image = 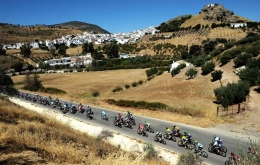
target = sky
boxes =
[0,0,259,34]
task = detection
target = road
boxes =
[16,94,258,165]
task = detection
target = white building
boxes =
[230,23,247,28]
[43,57,71,66]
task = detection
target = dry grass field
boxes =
[12,66,226,127]
[0,96,168,165]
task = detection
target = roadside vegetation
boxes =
[0,96,169,165]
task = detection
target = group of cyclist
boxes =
[18,92,259,164]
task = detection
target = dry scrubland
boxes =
[12,67,230,127]
[0,96,169,165]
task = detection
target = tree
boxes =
[82,42,94,54]
[0,44,6,55]
[214,81,250,107]
[23,73,43,91]
[20,43,32,58]
[234,53,253,68]
[104,43,119,58]
[211,70,223,85]
[181,51,189,59]
[27,64,34,71]
[50,46,56,56]
[0,64,17,94]
[201,62,215,75]
[185,68,198,79]
[11,61,23,72]
[58,44,68,55]
[193,58,205,67]
[189,45,201,56]
[220,53,232,65]
[239,68,260,86]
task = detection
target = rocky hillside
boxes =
[50,21,110,34]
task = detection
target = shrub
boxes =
[112,86,123,92]
[145,67,158,77]
[138,80,143,85]
[211,70,223,82]
[125,84,130,89]
[185,68,198,79]
[132,82,138,87]
[177,151,202,165]
[107,99,167,110]
[220,53,232,65]
[171,63,186,77]
[201,62,215,75]
[143,143,158,159]
[40,87,66,94]
[92,91,100,97]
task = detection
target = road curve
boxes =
[14,94,259,165]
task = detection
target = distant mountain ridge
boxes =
[49,21,110,34]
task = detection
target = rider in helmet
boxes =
[194,140,203,153]
[138,123,145,133]
[173,125,180,136]
[165,127,172,138]
[144,121,150,128]
[118,113,123,122]
[101,110,106,118]
[231,152,240,164]
[155,130,162,142]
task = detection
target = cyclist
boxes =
[118,113,123,123]
[138,123,145,134]
[230,152,241,164]
[213,135,223,144]
[144,121,150,129]
[194,140,203,153]
[101,110,106,118]
[181,134,189,148]
[155,130,162,142]
[165,127,172,139]
[173,125,180,136]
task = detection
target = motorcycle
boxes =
[154,135,166,145]
[209,142,227,153]
[163,132,176,142]
[208,146,226,157]
[137,128,148,137]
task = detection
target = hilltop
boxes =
[50,21,110,34]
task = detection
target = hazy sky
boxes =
[0,0,259,33]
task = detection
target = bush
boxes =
[112,86,123,93]
[132,82,138,87]
[171,63,186,77]
[143,143,158,159]
[177,151,202,165]
[107,99,167,110]
[201,62,215,75]
[145,67,158,77]
[138,80,143,85]
[211,70,223,82]
[125,84,130,89]
[220,53,232,65]
[92,91,100,97]
[40,87,66,94]
[185,68,198,79]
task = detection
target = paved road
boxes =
[16,94,258,165]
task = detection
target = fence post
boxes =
[217,106,219,117]
[238,104,240,114]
